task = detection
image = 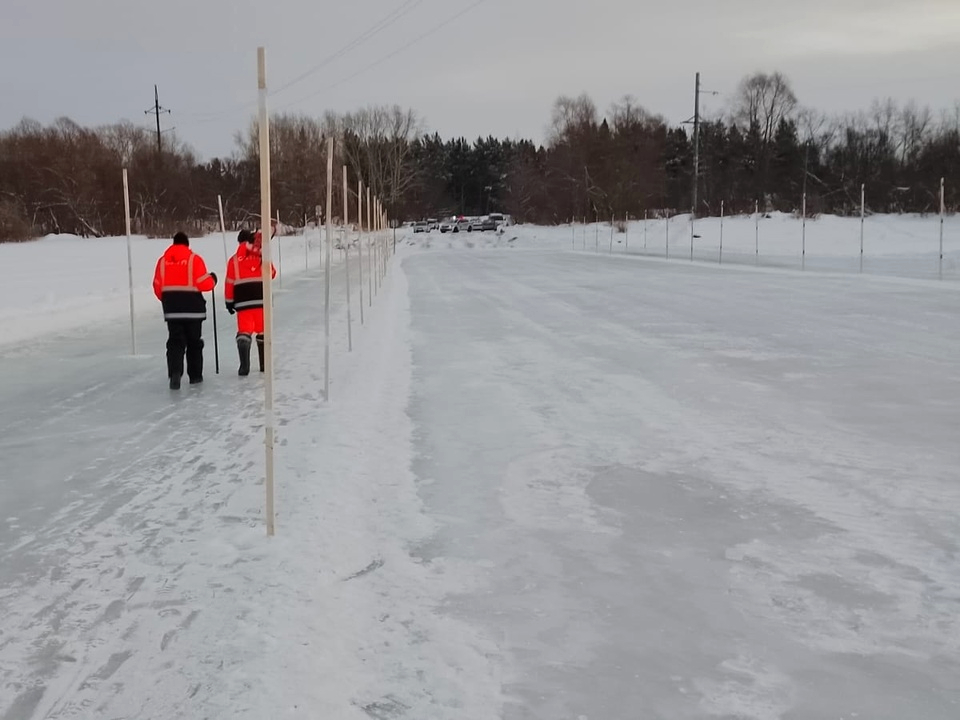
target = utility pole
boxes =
[144,85,171,155]
[692,72,700,220]
[802,140,810,200]
[681,73,716,219]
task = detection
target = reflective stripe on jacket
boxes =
[225,244,277,311]
[152,245,214,320]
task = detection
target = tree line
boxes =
[1,71,958,241]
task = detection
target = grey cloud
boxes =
[1,0,958,159]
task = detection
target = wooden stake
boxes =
[276,210,283,288]
[367,186,372,306]
[257,47,276,537]
[343,165,352,352]
[377,200,383,285]
[755,199,760,264]
[324,138,333,400]
[357,179,365,324]
[217,194,229,265]
[122,168,136,355]
[665,213,670,259]
[719,200,725,264]
[860,183,867,272]
[802,192,807,271]
[939,177,945,280]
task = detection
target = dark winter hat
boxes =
[238,229,255,244]
[173,231,189,246]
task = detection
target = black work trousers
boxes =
[166,319,205,381]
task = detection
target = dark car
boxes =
[477,217,498,231]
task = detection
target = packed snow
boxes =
[1,215,959,719]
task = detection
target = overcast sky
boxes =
[2,0,959,159]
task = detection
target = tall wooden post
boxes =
[343,165,352,351]
[122,168,136,355]
[257,47,275,537]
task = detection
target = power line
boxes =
[271,0,424,97]
[274,0,489,112]
[177,0,428,128]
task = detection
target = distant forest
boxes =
[1,71,958,241]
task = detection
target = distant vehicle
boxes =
[488,213,505,225]
[427,218,439,230]
[413,221,429,233]
[440,218,472,233]
[477,217,499,232]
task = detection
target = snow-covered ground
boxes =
[416,212,960,282]
[2,217,959,718]
[0,230,327,348]
[3,213,955,352]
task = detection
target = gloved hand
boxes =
[226,301,235,315]
[210,272,218,285]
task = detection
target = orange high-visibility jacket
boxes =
[152,244,216,320]
[224,244,277,312]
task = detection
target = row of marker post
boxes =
[570,179,949,277]
[117,47,397,538]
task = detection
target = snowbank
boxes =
[403,212,960,281]
[0,230,327,348]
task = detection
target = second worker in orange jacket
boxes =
[224,228,276,376]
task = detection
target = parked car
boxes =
[427,218,439,230]
[440,218,469,233]
[413,221,429,233]
[477,217,499,231]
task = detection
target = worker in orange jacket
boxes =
[224,227,277,376]
[152,231,217,389]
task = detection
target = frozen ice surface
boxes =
[404,249,960,719]
[2,221,959,718]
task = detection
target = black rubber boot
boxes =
[237,334,252,376]
[257,334,265,373]
[169,374,181,390]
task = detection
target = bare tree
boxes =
[548,93,598,146]
[733,72,798,146]
[796,106,835,148]
[898,100,933,166]
[608,95,663,134]
[332,105,423,214]
[99,121,150,167]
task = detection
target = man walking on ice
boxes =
[152,231,217,389]
[224,223,277,376]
